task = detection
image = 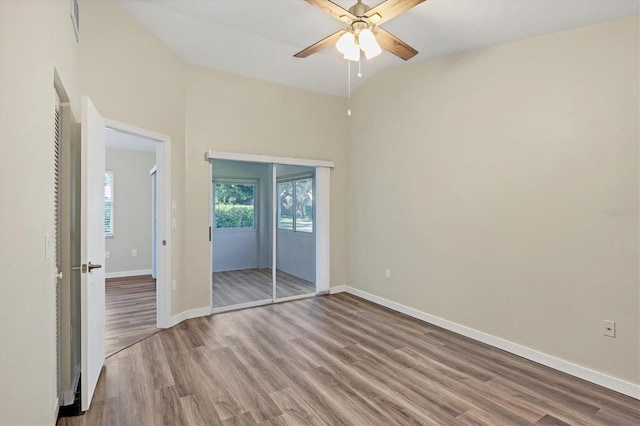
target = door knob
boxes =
[72,262,103,273]
[88,262,102,272]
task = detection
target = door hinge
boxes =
[209,226,212,242]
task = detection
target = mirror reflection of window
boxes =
[214,182,256,229]
[104,171,114,237]
[277,176,313,233]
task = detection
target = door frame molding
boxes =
[105,119,172,328]
[206,150,333,312]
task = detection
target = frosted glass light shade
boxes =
[336,32,355,54]
[363,41,382,59]
[343,42,360,61]
[359,28,382,59]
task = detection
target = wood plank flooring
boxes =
[105,275,158,357]
[213,268,315,308]
[60,293,639,425]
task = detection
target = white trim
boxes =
[345,286,640,399]
[104,119,170,142]
[274,293,315,303]
[208,159,214,313]
[272,164,277,301]
[104,119,171,329]
[206,150,334,168]
[105,269,153,279]
[315,167,330,294]
[168,306,212,327]
[62,364,81,405]
[53,397,59,423]
[329,285,346,294]
[212,299,273,315]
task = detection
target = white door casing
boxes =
[80,96,106,411]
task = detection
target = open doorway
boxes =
[103,128,159,356]
[57,98,172,413]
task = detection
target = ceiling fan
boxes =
[294,0,426,61]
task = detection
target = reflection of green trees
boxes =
[215,183,254,205]
[296,179,313,220]
[215,205,254,228]
[278,178,313,232]
[214,183,254,228]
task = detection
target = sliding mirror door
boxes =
[211,160,273,311]
[275,165,316,300]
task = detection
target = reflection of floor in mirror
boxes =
[105,275,159,357]
[212,268,315,308]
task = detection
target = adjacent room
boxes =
[1,1,638,425]
[104,128,159,356]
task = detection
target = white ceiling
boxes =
[105,127,157,152]
[118,0,639,97]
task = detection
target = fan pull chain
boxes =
[357,60,362,78]
[347,60,352,117]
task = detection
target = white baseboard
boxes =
[329,285,346,294]
[62,364,81,406]
[168,306,211,327]
[105,269,152,279]
[345,286,640,400]
[53,397,59,424]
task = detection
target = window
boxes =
[278,176,313,233]
[214,181,256,229]
[104,171,113,237]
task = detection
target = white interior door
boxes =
[80,96,106,411]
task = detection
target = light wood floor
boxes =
[60,293,639,425]
[213,268,315,308]
[105,275,158,357]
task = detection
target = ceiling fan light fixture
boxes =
[363,41,382,59]
[358,28,382,59]
[343,41,361,61]
[336,32,355,54]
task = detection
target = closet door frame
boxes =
[207,151,333,314]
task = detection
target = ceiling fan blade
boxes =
[373,27,418,61]
[366,0,426,26]
[294,30,345,58]
[305,0,356,22]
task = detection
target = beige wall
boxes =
[78,0,348,316]
[105,149,156,274]
[1,1,636,423]
[184,65,349,310]
[78,0,186,313]
[348,16,639,384]
[0,1,80,424]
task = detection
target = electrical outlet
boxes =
[172,218,177,229]
[131,249,138,257]
[105,251,110,259]
[385,268,391,279]
[171,280,177,291]
[172,200,177,212]
[603,320,616,338]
